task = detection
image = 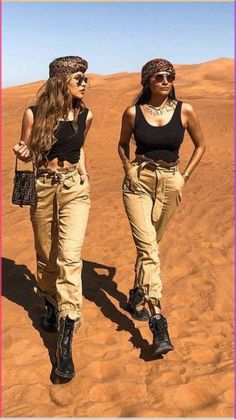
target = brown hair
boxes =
[29,75,85,163]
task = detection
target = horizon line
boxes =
[2,56,234,90]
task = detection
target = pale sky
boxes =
[2,2,234,87]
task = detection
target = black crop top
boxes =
[134,101,185,163]
[29,106,89,164]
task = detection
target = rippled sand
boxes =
[2,58,234,417]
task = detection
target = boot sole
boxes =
[127,305,149,322]
[153,345,174,356]
[132,314,149,322]
[55,367,75,379]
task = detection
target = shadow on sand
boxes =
[2,257,162,383]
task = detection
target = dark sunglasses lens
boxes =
[76,76,88,85]
[167,74,175,82]
[154,75,164,82]
[153,74,174,82]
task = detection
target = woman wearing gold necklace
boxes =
[118,58,206,357]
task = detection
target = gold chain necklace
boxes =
[146,100,175,116]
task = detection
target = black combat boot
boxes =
[55,316,75,379]
[149,314,174,356]
[41,298,58,332]
[127,287,150,321]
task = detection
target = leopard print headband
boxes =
[141,58,175,86]
[49,56,88,78]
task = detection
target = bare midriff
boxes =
[45,158,78,170]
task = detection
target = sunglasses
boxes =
[72,76,89,86]
[151,73,175,83]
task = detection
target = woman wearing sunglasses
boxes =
[13,56,92,379]
[118,58,206,356]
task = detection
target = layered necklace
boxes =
[146,99,175,116]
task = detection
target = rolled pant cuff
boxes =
[144,294,162,307]
[58,311,82,333]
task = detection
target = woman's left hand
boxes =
[182,172,190,183]
[80,173,89,184]
[13,140,32,162]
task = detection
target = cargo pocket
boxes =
[63,175,76,189]
[175,170,185,206]
[79,177,91,194]
[176,189,183,206]
[123,164,139,193]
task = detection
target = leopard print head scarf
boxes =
[49,56,88,77]
[141,58,175,86]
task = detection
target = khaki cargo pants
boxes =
[122,159,185,306]
[30,165,90,330]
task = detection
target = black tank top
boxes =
[29,106,89,164]
[134,101,185,163]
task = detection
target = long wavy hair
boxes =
[133,84,177,105]
[29,75,85,163]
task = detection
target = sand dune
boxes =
[2,58,234,417]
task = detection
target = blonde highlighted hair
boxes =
[29,75,85,163]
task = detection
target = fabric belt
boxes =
[135,154,179,168]
[36,164,79,185]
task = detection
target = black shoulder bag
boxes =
[12,157,37,207]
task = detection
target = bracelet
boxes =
[121,159,130,167]
[80,173,89,176]
[182,171,190,180]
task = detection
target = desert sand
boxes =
[2,58,234,417]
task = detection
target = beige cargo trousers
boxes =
[30,165,90,330]
[123,158,185,306]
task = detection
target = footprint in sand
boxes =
[171,382,217,412]
[191,347,221,364]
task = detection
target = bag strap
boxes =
[15,156,35,173]
[15,157,18,172]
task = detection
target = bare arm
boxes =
[13,108,34,162]
[118,106,136,173]
[181,103,206,181]
[77,110,93,180]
